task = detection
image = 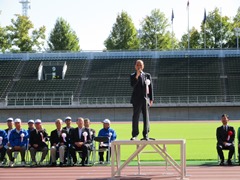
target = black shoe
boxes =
[130,137,137,140]
[51,162,57,167]
[227,160,233,166]
[219,161,224,166]
[141,137,149,141]
[59,162,63,167]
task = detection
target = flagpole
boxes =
[220,7,222,49]
[204,9,206,49]
[171,9,174,50]
[187,1,190,50]
[204,23,206,49]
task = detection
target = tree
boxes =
[48,17,80,51]
[200,8,233,49]
[140,9,172,50]
[7,14,46,52]
[0,26,11,53]
[179,27,201,49]
[104,11,139,50]
[230,7,240,48]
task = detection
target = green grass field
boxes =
[16,120,240,162]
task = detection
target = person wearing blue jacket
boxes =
[7,118,28,167]
[0,129,8,166]
[97,119,117,163]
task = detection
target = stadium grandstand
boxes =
[0,50,240,122]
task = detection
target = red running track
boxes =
[1,165,240,180]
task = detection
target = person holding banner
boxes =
[50,119,68,166]
[216,114,235,166]
[130,60,154,141]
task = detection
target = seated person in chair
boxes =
[29,119,48,166]
[7,118,28,167]
[0,129,8,166]
[97,119,117,164]
[50,118,68,166]
[237,125,240,165]
[216,114,235,166]
[69,117,93,166]
[63,116,75,164]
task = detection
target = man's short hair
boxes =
[84,118,90,122]
[55,118,63,123]
[222,114,229,118]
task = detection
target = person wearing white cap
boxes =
[50,119,68,167]
[62,116,74,165]
[5,117,14,143]
[97,119,117,164]
[69,117,92,166]
[7,118,28,167]
[0,129,8,166]
[29,119,48,166]
[27,120,35,135]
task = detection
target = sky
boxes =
[0,0,239,51]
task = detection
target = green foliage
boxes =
[0,26,11,53]
[140,9,172,50]
[7,14,46,52]
[200,8,233,49]
[104,11,139,50]
[179,27,201,49]
[48,17,80,51]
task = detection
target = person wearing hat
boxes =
[62,116,75,165]
[50,118,68,167]
[216,114,235,166]
[97,119,117,164]
[5,118,14,143]
[0,129,8,166]
[27,120,35,135]
[29,119,49,166]
[7,118,28,167]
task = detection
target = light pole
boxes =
[234,28,240,49]
[155,17,158,50]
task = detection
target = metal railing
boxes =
[1,95,240,108]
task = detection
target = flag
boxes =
[187,0,189,8]
[171,9,174,22]
[203,9,206,24]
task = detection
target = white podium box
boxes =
[111,139,188,180]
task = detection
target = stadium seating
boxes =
[0,53,240,106]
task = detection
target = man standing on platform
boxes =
[130,59,154,141]
[216,114,235,166]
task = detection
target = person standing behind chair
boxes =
[97,119,117,164]
[63,116,75,164]
[29,119,48,166]
[0,129,8,166]
[7,118,28,167]
[130,60,154,141]
[70,117,92,166]
[216,114,235,166]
